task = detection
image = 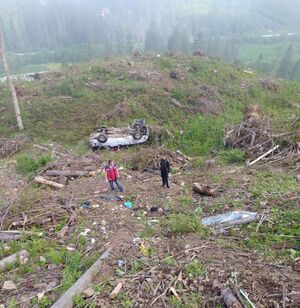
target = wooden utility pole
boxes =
[0,26,24,131]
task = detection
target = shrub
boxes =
[163,214,208,236]
[185,259,206,278]
[16,154,51,176]
[219,149,246,164]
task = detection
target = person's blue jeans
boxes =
[109,179,123,192]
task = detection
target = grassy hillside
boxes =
[0,55,299,154]
[0,55,299,307]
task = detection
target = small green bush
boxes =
[185,259,206,278]
[163,214,208,236]
[16,154,51,176]
[219,149,246,164]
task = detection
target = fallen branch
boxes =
[50,249,110,308]
[256,214,267,233]
[0,250,29,270]
[248,145,279,166]
[16,284,62,305]
[34,176,64,189]
[239,289,256,308]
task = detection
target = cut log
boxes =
[45,170,90,177]
[193,183,218,197]
[50,249,110,308]
[0,250,29,270]
[34,176,64,189]
[221,288,242,308]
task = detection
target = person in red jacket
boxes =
[104,160,123,192]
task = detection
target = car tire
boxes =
[133,131,142,140]
[133,123,142,130]
[97,134,108,143]
[141,126,147,135]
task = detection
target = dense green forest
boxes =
[1,0,300,79]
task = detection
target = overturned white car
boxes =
[89,119,149,150]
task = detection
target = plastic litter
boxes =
[117,259,126,268]
[202,211,258,227]
[100,194,123,201]
[81,201,91,209]
[79,229,91,236]
[123,201,133,209]
[100,227,107,234]
[133,237,142,245]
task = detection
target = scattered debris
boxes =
[80,229,91,237]
[193,183,218,197]
[260,79,280,92]
[248,145,279,166]
[0,230,32,241]
[123,201,133,209]
[0,250,29,270]
[170,68,186,80]
[225,105,300,163]
[109,282,123,299]
[204,159,216,168]
[117,259,126,268]
[0,136,31,158]
[82,287,95,298]
[129,147,189,171]
[50,249,110,308]
[202,211,258,227]
[81,201,91,209]
[239,289,256,308]
[2,280,17,291]
[100,194,123,202]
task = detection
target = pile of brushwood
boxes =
[0,136,31,158]
[225,105,300,165]
[128,148,190,172]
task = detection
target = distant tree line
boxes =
[0,0,300,80]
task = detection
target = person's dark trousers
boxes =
[161,172,169,188]
[109,179,123,192]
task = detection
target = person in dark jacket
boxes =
[160,156,170,188]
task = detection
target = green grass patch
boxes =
[185,259,206,279]
[16,154,51,177]
[218,148,246,164]
[250,171,299,200]
[162,214,209,236]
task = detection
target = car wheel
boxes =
[141,126,147,135]
[133,131,142,140]
[97,134,108,143]
[133,123,142,130]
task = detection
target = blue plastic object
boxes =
[123,201,133,209]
